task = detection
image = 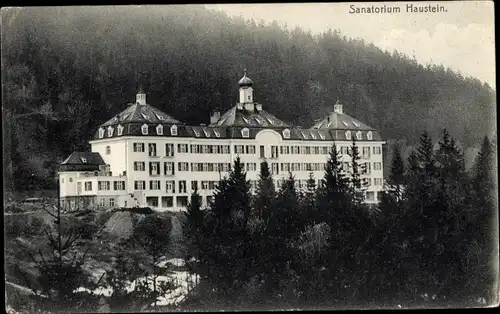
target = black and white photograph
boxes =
[2,2,498,312]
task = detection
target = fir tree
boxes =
[387,143,405,201]
[199,156,252,299]
[184,187,204,278]
[349,137,366,206]
[254,160,276,223]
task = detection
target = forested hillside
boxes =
[2,6,496,191]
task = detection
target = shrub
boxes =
[116,207,154,215]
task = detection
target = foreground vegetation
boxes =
[181,130,498,309]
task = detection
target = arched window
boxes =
[170,125,178,136]
[156,124,163,135]
[282,129,291,139]
[108,126,114,137]
[241,128,250,138]
[356,131,362,140]
[367,131,373,140]
[98,128,105,139]
[141,124,148,135]
[345,130,351,140]
[117,125,124,136]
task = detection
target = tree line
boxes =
[2,6,496,191]
[183,130,498,309]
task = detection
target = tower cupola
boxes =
[136,86,146,106]
[238,69,254,106]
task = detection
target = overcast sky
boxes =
[207,1,495,88]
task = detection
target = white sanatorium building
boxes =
[58,71,385,212]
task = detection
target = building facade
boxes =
[58,71,385,211]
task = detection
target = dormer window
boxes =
[107,126,114,137]
[170,125,178,136]
[80,157,87,163]
[98,128,104,139]
[282,129,291,139]
[242,117,250,125]
[318,131,325,140]
[353,121,360,128]
[141,124,149,135]
[367,131,373,140]
[155,113,164,121]
[156,124,163,135]
[356,131,362,140]
[214,129,220,138]
[310,131,317,139]
[254,116,263,125]
[203,128,210,137]
[342,121,349,127]
[301,131,308,139]
[193,127,200,137]
[241,128,250,138]
[117,125,124,136]
[345,131,352,140]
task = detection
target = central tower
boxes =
[238,69,254,104]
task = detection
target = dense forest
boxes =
[2,5,496,191]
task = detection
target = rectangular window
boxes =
[84,181,92,191]
[246,145,256,154]
[149,162,160,175]
[178,144,188,153]
[362,147,371,158]
[114,181,125,190]
[179,180,187,193]
[134,180,146,190]
[133,143,145,152]
[321,147,329,155]
[235,145,244,154]
[178,162,189,171]
[191,180,198,190]
[223,145,230,154]
[374,162,382,171]
[166,143,175,156]
[106,146,111,155]
[166,180,175,193]
[148,143,157,157]
[99,198,105,207]
[98,181,110,191]
[271,163,279,174]
[202,145,209,154]
[134,161,145,171]
[246,163,257,172]
[374,178,383,186]
[109,198,115,207]
[271,146,279,158]
[373,146,382,155]
[202,163,208,172]
[365,191,375,201]
[164,162,175,175]
[201,181,209,190]
[149,180,161,190]
[341,147,349,155]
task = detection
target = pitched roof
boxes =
[311,111,375,131]
[60,152,106,165]
[100,102,181,127]
[210,104,290,128]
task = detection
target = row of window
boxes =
[99,124,377,141]
[98,124,179,139]
[129,142,382,158]
[92,181,126,191]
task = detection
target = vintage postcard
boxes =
[2,1,497,312]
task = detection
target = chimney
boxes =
[333,99,343,114]
[210,111,221,124]
[255,103,262,111]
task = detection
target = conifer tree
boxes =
[184,186,204,276]
[349,137,366,206]
[199,156,252,299]
[254,160,276,223]
[387,143,405,201]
